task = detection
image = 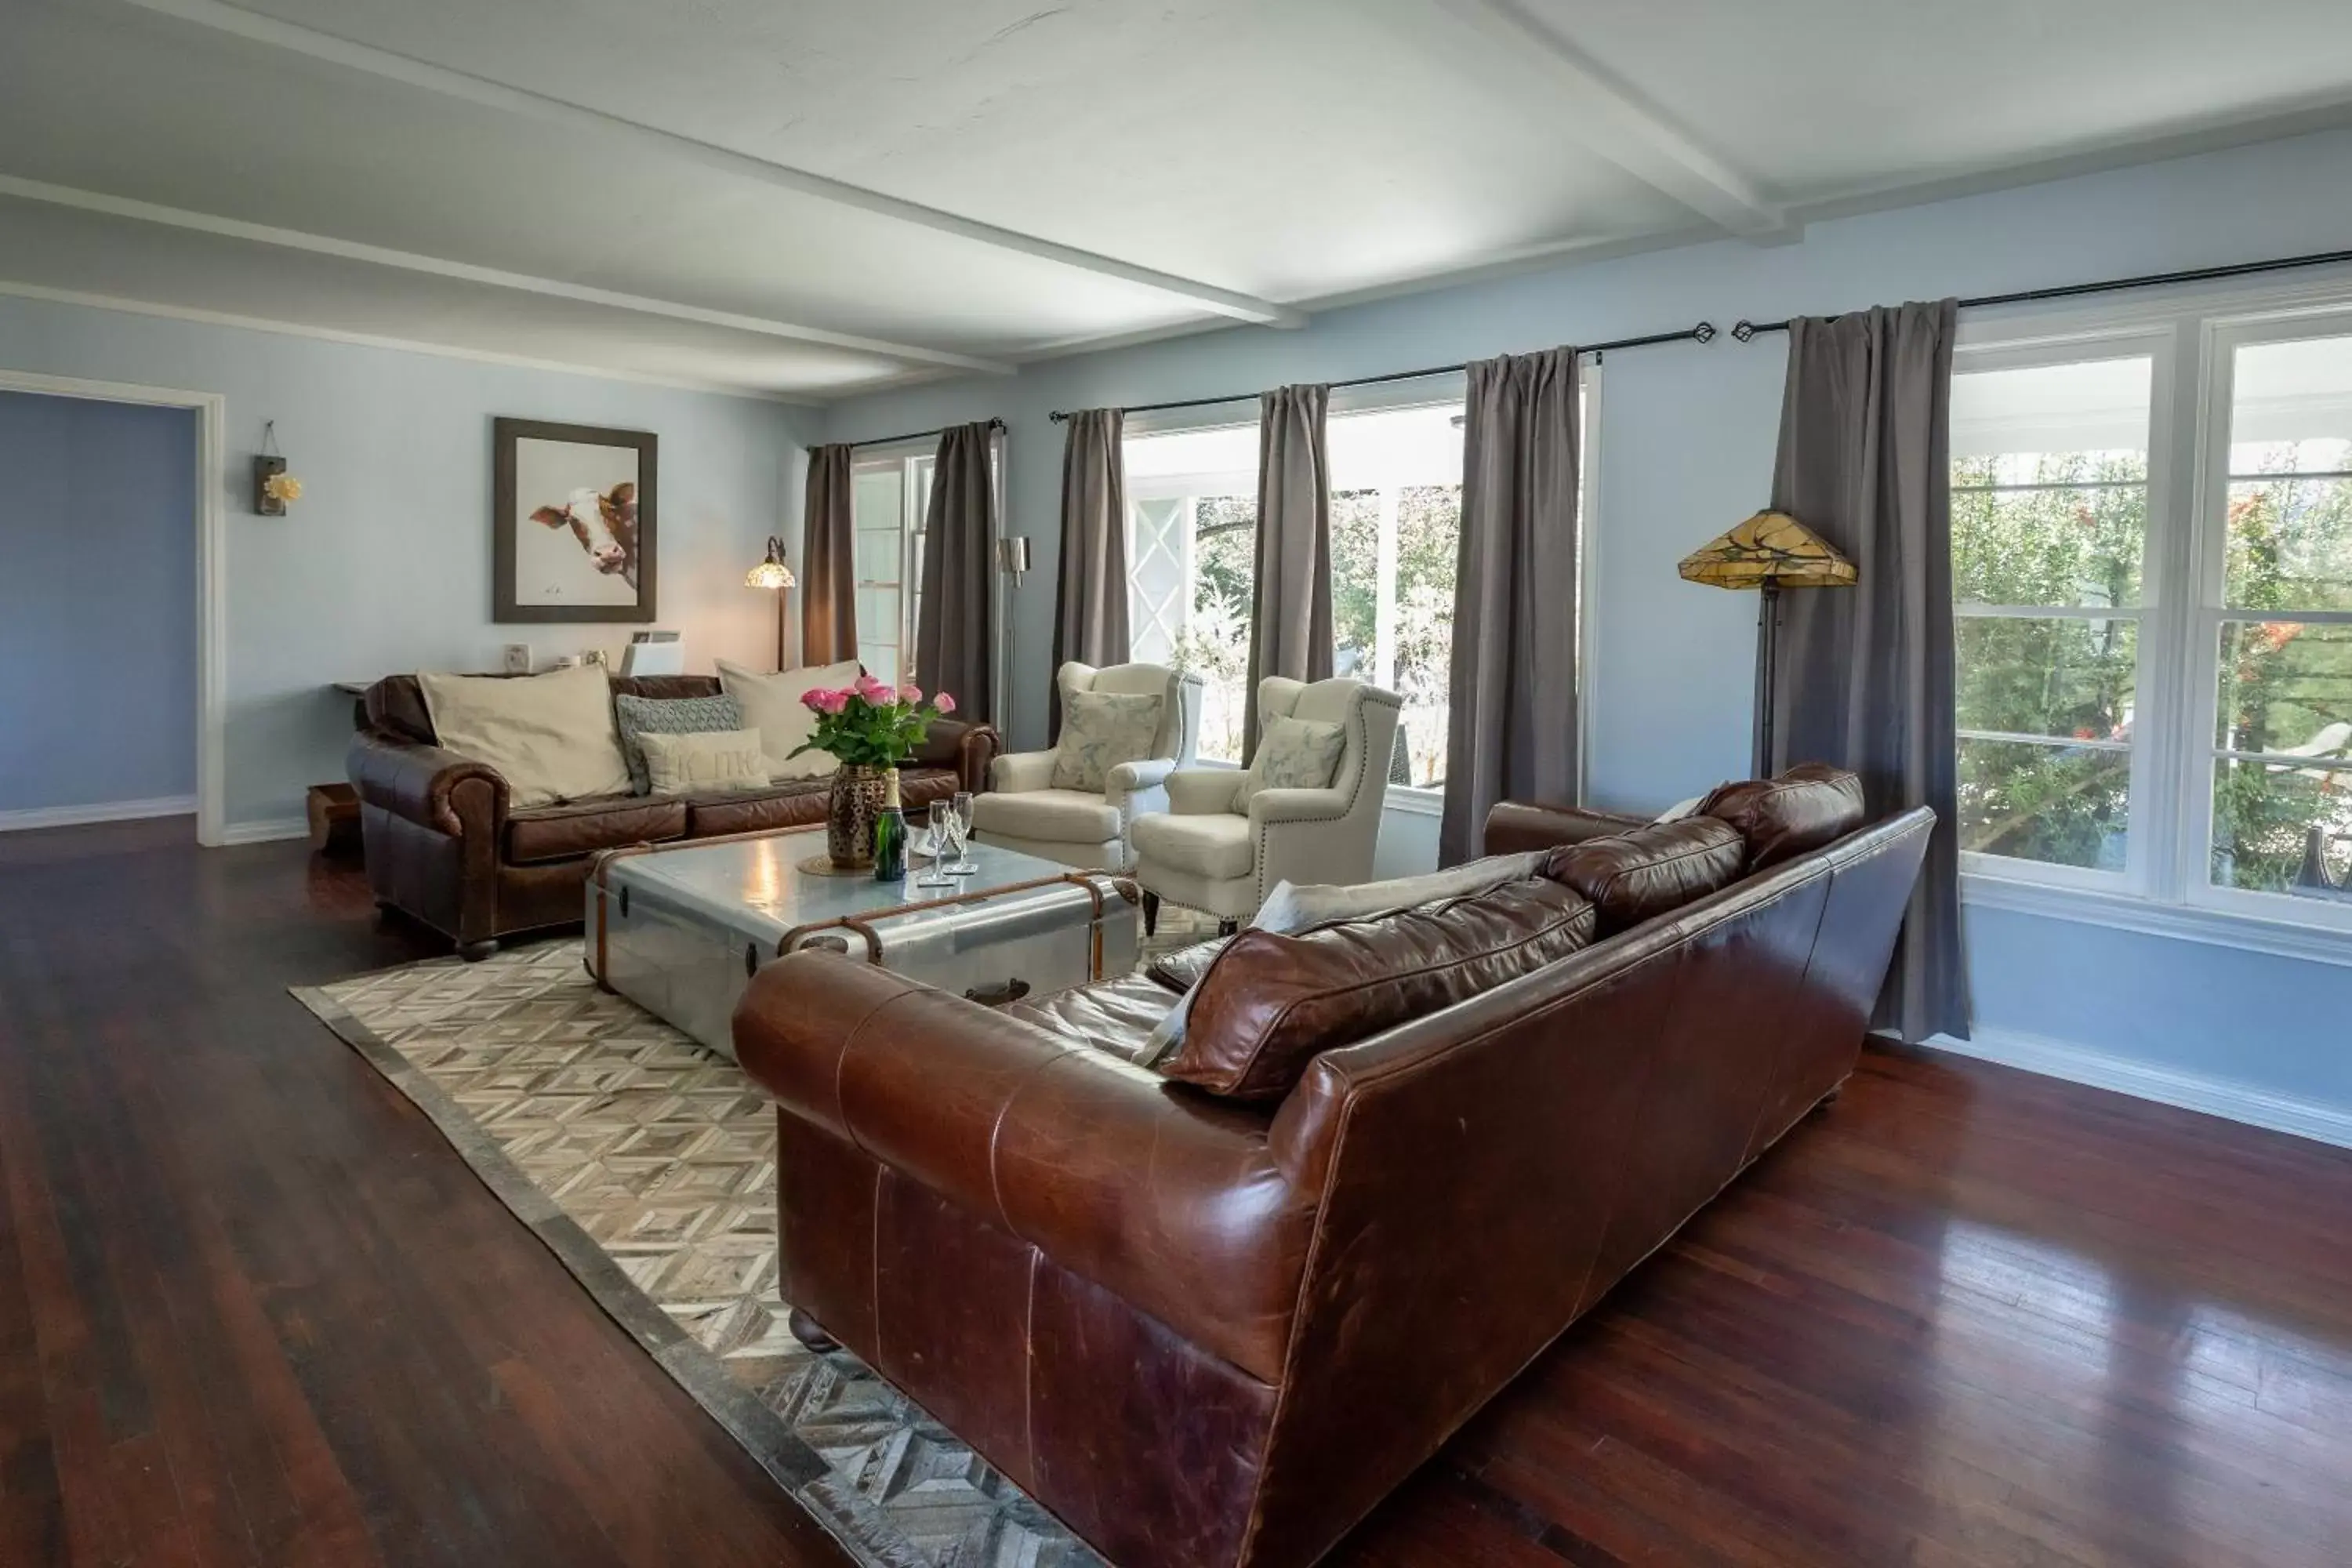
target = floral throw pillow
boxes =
[1051,691,1164,793]
[615,692,746,794]
[1238,717,1345,804]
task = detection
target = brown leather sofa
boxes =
[731,768,1932,1568]
[348,673,997,958]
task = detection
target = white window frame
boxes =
[1951,326,2180,900]
[849,445,934,684]
[1955,280,2352,960]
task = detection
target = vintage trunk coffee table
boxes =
[584,829,1140,1061]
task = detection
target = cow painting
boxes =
[494,419,658,623]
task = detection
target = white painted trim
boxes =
[0,797,198,833]
[0,368,229,848]
[123,0,1304,331]
[1385,786,1444,818]
[0,281,822,405]
[1962,871,2352,970]
[215,816,311,845]
[1925,1025,2352,1152]
[0,176,1008,376]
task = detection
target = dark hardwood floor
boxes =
[3,819,2349,1566]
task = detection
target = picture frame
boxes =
[493,417,658,622]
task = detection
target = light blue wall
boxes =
[0,391,197,814]
[0,297,815,831]
[822,125,2352,1128]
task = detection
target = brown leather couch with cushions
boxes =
[733,768,1933,1568]
[349,673,997,958]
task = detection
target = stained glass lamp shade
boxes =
[746,536,796,669]
[1677,510,1856,590]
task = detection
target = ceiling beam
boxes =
[1372,0,1789,239]
[0,175,1014,375]
[121,0,1309,331]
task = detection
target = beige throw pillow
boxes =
[638,728,771,794]
[1237,717,1345,804]
[418,665,633,809]
[717,658,861,780]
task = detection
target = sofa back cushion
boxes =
[367,674,438,744]
[1163,878,1598,1102]
[1543,817,1747,936]
[417,665,634,808]
[1698,763,1867,870]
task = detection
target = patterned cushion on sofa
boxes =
[1051,691,1163,793]
[615,692,746,795]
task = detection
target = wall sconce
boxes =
[253,420,303,514]
[997,534,1032,587]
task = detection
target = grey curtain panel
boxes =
[1050,408,1131,742]
[1438,348,1584,866]
[1769,299,1968,1042]
[800,444,858,666]
[915,421,1000,722]
[1243,384,1334,758]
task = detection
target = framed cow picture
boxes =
[493,418,658,622]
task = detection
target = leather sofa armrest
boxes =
[1483,800,1646,855]
[1167,767,1243,815]
[910,718,998,793]
[347,728,507,837]
[991,748,1060,793]
[735,955,1317,1381]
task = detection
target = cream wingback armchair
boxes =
[971,661,1203,871]
[1131,676,1403,931]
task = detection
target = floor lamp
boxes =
[745,536,796,671]
[1678,510,1856,776]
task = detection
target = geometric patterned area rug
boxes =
[295,938,1109,1568]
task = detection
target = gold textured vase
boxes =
[826,765,890,869]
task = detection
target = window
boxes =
[849,452,933,684]
[1955,302,2352,935]
[1125,397,1471,776]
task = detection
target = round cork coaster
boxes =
[796,855,873,878]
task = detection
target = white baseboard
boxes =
[0,795,198,833]
[216,816,310,845]
[1925,1026,2352,1152]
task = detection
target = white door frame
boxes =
[0,368,229,845]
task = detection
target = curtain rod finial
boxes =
[1693,321,1717,344]
[1731,320,1758,343]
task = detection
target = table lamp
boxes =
[745,536,797,671]
[1678,509,1856,774]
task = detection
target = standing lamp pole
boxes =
[1677,510,1856,779]
[745,536,797,672]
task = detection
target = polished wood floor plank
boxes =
[4,818,2350,1566]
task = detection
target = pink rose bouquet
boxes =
[793,676,957,769]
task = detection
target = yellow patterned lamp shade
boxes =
[1678,510,1857,590]
[745,536,797,591]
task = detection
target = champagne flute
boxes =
[949,789,978,874]
[917,800,956,887]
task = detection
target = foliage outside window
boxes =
[850,454,932,685]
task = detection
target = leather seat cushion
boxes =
[680,779,828,837]
[1146,935,1232,994]
[1543,816,1747,936]
[1166,878,1599,1101]
[505,796,688,864]
[1006,971,1181,1066]
[1132,811,1254,880]
[972,788,1122,844]
[1698,763,1867,869]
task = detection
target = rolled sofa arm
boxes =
[347,728,507,837]
[734,954,1319,1381]
[1483,800,1646,855]
[991,748,1060,793]
[909,718,999,794]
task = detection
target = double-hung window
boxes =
[1955,299,2352,938]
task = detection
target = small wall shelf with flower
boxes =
[253,421,303,515]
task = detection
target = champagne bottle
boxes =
[873,768,907,884]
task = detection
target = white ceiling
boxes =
[5,0,2352,399]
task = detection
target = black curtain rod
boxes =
[1046,322,1716,423]
[836,416,1005,450]
[1730,245,2352,340]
